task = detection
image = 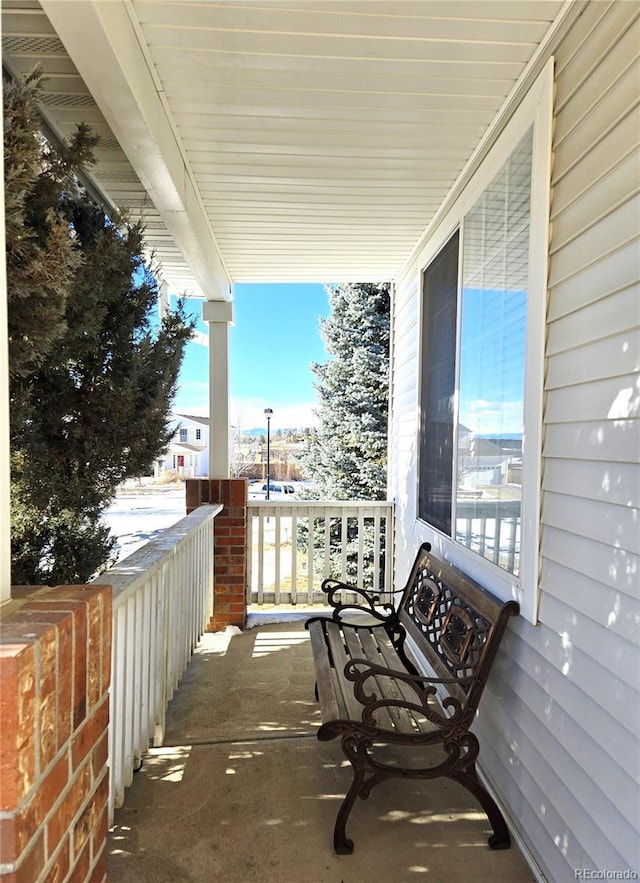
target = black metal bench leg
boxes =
[333,734,374,854]
[333,767,363,854]
[447,766,511,849]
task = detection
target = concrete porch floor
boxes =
[107,620,536,883]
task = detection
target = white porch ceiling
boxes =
[2,0,568,298]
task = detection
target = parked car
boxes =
[262,482,295,494]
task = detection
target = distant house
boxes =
[154,413,209,478]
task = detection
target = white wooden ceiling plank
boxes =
[200,193,446,207]
[186,145,473,162]
[1,8,57,35]
[23,74,92,94]
[175,116,487,140]
[164,86,503,114]
[198,176,447,189]
[215,222,425,233]
[136,2,554,43]
[0,54,79,75]
[193,172,456,188]
[150,48,525,82]
[221,231,423,240]
[157,64,513,99]
[222,252,409,261]
[216,1,563,22]
[206,209,435,220]
[206,203,433,215]
[142,27,537,64]
[192,157,462,173]
[171,103,493,124]
[17,105,108,125]
[189,168,456,189]
[181,134,480,154]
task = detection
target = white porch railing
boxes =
[455,499,521,574]
[97,503,220,822]
[247,500,394,606]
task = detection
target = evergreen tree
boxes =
[6,70,194,584]
[4,70,91,393]
[296,283,390,589]
[299,282,390,500]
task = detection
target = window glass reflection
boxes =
[455,129,533,576]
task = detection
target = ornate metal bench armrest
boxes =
[320,578,397,623]
[344,657,476,729]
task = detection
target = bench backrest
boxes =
[398,543,519,717]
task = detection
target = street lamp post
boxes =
[264,408,273,499]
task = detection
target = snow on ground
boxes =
[102,484,187,563]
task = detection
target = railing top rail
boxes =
[247,499,394,510]
[456,499,521,516]
[94,503,221,606]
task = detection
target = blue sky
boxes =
[172,282,330,430]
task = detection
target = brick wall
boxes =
[186,478,248,631]
[0,584,112,883]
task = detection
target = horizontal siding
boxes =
[550,149,640,249]
[542,489,638,553]
[546,328,640,389]
[543,457,639,508]
[546,284,639,354]
[538,1,640,877]
[506,615,639,748]
[500,624,640,769]
[545,372,639,423]
[537,588,639,691]
[547,194,639,287]
[542,526,638,601]
[554,4,639,117]
[549,100,640,231]
[390,3,640,879]
[545,237,639,321]
[478,665,639,880]
[540,555,639,646]
[543,419,639,465]
[481,663,638,835]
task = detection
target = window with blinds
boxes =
[419,129,534,578]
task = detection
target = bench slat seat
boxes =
[306,542,519,855]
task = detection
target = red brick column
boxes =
[186,478,248,631]
[0,584,112,883]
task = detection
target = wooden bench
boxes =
[305,542,519,855]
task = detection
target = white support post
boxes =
[157,279,170,320]
[202,300,234,478]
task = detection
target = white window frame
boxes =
[416,59,553,624]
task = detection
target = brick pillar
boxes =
[186,478,248,631]
[0,584,112,883]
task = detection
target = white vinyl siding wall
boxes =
[390,3,640,880]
